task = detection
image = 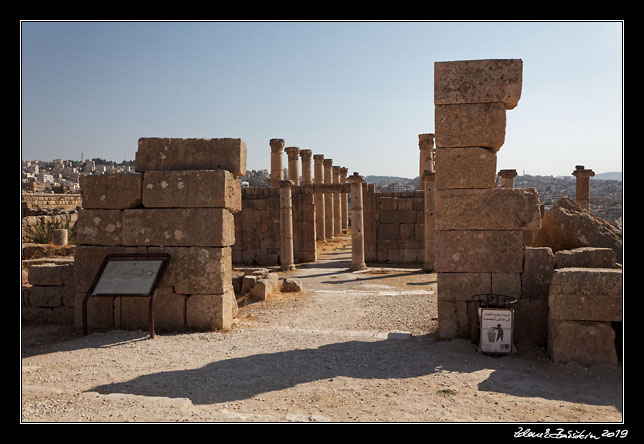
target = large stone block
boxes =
[186,290,236,331]
[435,147,497,190]
[117,287,186,331]
[76,209,123,245]
[521,247,554,300]
[554,247,617,269]
[142,170,241,212]
[73,245,139,293]
[135,137,247,177]
[435,103,506,150]
[79,173,143,209]
[438,272,491,302]
[28,263,67,286]
[122,208,235,247]
[434,59,523,109]
[548,268,622,322]
[148,246,233,295]
[548,319,617,365]
[435,230,524,273]
[435,188,541,231]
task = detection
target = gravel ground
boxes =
[21,236,624,425]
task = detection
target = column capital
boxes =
[279,179,294,188]
[285,146,300,159]
[418,133,435,150]
[332,165,341,174]
[323,158,333,167]
[270,138,285,153]
[300,149,313,159]
[572,165,595,177]
[349,172,365,183]
[313,154,325,162]
[498,169,517,178]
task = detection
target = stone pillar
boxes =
[423,171,435,271]
[498,169,517,189]
[349,172,366,271]
[52,228,68,246]
[300,149,313,185]
[270,139,285,188]
[314,154,326,241]
[333,166,342,235]
[279,180,295,270]
[323,158,335,238]
[340,167,349,233]
[419,133,435,188]
[285,146,301,186]
[572,165,595,212]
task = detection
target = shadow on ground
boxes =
[89,335,622,411]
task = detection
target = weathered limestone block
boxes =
[437,300,471,339]
[554,247,617,269]
[435,231,524,273]
[491,273,521,299]
[512,299,548,346]
[533,197,622,263]
[281,278,303,292]
[122,208,235,247]
[548,268,622,322]
[117,287,186,331]
[79,173,143,209]
[186,289,236,331]
[142,170,241,212]
[250,273,280,300]
[434,59,523,109]
[22,306,74,324]
[28,263,69,286]
[135,138,247,177]
[76,209,123,245]
[521,247,554,300]
[148,246,233,295]
[435,147,497,190]
[73,292,114,329]
[548,319,617,365]
[435,188,541,231]
[437,272,491,302]
[73,245,139,293]
[28,285,63,308]
[435,103,506,150]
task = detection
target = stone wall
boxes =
[233,185,317,266]
[73,137,245,333]
[363,188,425,264]
[22,261,75,324]
[22,193,82,213]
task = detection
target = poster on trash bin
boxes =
[479,308,514,354]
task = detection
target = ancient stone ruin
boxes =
[21,58,622,367]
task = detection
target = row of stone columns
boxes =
[270,140,364,271]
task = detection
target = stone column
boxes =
[270,139,285,188]
[285,146,301,186]
[423,171,435,271]
[313,154,326,241]
[572,165,595,212]
[279,180,295,270]
[340,167,349,233]
[323,158,335,238]
[498,169,517,189]
[52,228,68,246]
[419,133,435,188]
[300,149,313,185]
[349,172,366,271]
[332,166,342,235]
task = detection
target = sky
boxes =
[20,21,623,178]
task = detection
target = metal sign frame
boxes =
[82,253,171,339]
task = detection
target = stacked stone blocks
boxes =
[433,59,545,340]
[75,137,245,333]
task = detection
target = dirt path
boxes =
[21,236,623,423]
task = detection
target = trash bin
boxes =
[471,294,517,356]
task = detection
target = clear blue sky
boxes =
[21,21,623,178]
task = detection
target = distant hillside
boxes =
[365,175,417,185]
[594,172,622,181]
